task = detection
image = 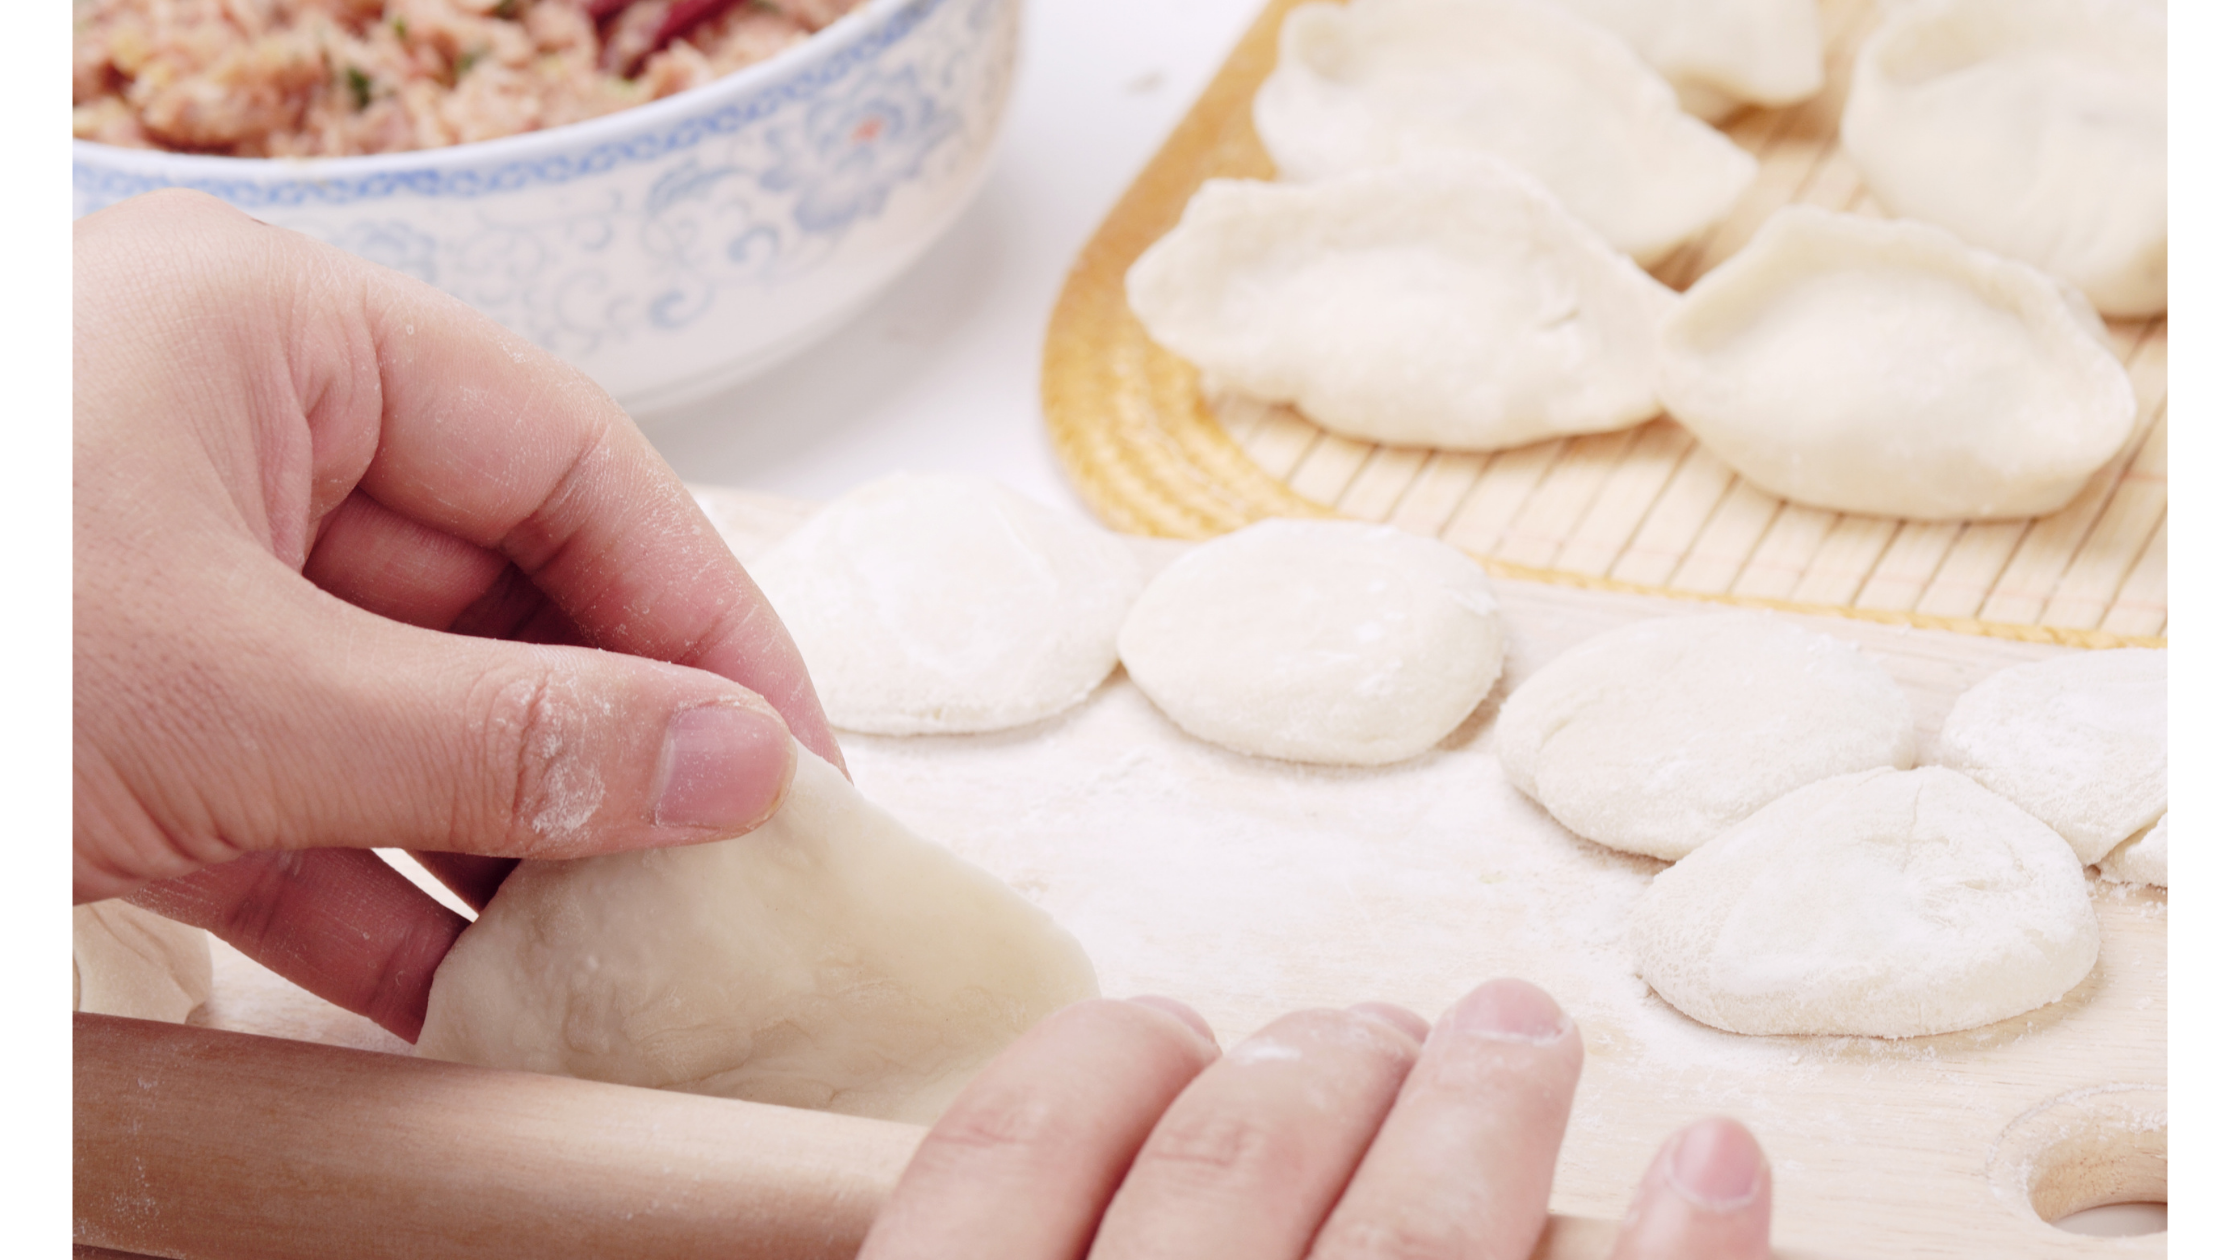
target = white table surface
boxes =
[640,0,1270,521]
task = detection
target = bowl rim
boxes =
[70,0,943,184]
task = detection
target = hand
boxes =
[864,980,1771,1260]
[74,190,843,1041]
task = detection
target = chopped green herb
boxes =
[346,66,371,110]
[493,0,518,18]
[390,16,406,38]
[455,49,484,78]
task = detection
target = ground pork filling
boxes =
[73,0,864,157]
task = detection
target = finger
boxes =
[128,848,465,1042]
[1608,1118,1772,1260]
[407,851,515,913]
[305,490,513,632]
[307,491,595,647]
[859,998,1219,1260]
[1307,979,1585,1260]
[1089,1007,1421,1260]
[75,560,798,900]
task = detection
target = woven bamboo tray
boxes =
[1041,0,2167,650]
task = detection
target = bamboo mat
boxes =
[1041,0,2167,650]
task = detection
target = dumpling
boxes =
[1841,0,2167,317]
[1548,0,1823,120]
[1125,161,1676,451]
[1655,207,2135,520]
[1253,0,1757,264]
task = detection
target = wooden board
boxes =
[1039,0,2168,650]
[185,486,2167,1259]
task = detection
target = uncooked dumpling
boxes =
[1118,519,1505,766]
[1125,161,1676,451]
[1254,0,1757,264]
[1630,767,2099,1037]
[73,901,212,1023]
[750,473,1142,734]
[1842,0,2166,317]
[1935,648,2166,865]
[1656,207,2136,520]
[1549,0,1823,120]
[1494,611,1914,861]
[2098,815,2166,887]
[418,744,1101,1123]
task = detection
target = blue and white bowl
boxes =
[72,0,1019,413]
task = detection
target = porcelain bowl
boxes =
[72,0,1019,413]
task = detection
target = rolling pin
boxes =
[76,1014,1815,1259]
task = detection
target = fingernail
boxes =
[1349,1001,1431,1043]
[1127,995,1219,1048]
[655,704,794,832]
[1665,1118,1764,1211]
[1450,978,1572,1044]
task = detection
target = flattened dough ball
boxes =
[1494,611,1914,860]
[1125,161,1675,452]
[1936,648,2166,865]
[1630,767,2099,1037]
[1842,0,2166,317]
[2098,814,2166,888]
[74,901,212,1023]
[751,473,1143,734]
[1656,207,2136,520]
[418,744,1101,1123]
[1254,0,1756,264]
[1118,519,1505,766]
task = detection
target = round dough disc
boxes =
[1935,648,2166,865]
[419,743,1100,1124]
[1493,611,1915,860]
[751,473,1143,735]
[1629,766,2100,1037]
[1118,519,1505,766]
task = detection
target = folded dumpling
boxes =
[1548,0,1823,120]
[1841,0,2166,317]
[1253,0,1757,264]
[1656,207,2135,520]
[1126,160,1677,452]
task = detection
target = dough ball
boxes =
[1630,766,2100,1037]
[1494,611,1914,860]
[1936,648,2166,865]
[751,473,1143,735]
[1548,0,1824,121]
[2097,815,2166,888]
[74,901,212,1023]
[1841,0,2166,317]
[1656,206,2136,520]
[1125,161,1675,452]
[418,744,1101,1123]
[1254,0,1756,264]
[1118,519,1505,766]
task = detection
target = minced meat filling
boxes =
[73,0,863,157]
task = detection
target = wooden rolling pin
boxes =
[76,1014,1812,1259]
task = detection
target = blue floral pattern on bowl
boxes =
[71,0,1018,411]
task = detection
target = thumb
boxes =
[76,573,798,900]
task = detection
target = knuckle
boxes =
[1135,1109,1279,1181]
[1311,1218,1469,1260]
[470,666,601,855]
[920,1087,1068,1164]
